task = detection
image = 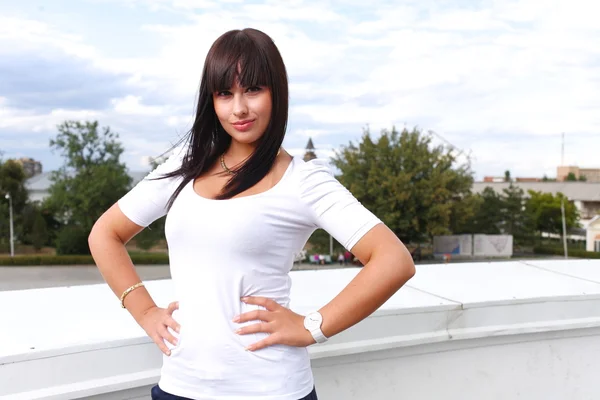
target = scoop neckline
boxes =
[188,156,296,202]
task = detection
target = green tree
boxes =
[331,127,474,243]
[526,191,579,234]
[464,187,504,234]
[504,170,511,182]
[29,209,49,251]
[0,159,28,252]
[132,157,166,251]
[501,184,534,242]
[46,120,132,254]
[566,172,577,181]
[579,175,587,182]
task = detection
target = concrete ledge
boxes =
[3,260,600,399]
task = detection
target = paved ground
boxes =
[0,263,359,291]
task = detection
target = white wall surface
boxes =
[586,218,600,251]
[3,260,600,399]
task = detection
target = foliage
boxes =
[566,172,577,181]
[0,253,170,266]
[526,190,579,234]
[533,246,600,259]
[55,225,91,255]
[0,159,29,251]
[331,126,474,243]
[500,184,534,241]
[306,229,343,255]
[0,159,28,211]
[134,216,166,250]
[462,187,503,234]
[45,120,132,244]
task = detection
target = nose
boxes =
[232,94,248,118]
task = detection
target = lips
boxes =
[231,119,255,132]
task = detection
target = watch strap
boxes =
[310,327,328,344]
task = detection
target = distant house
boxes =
[586,216,600,252]
[557,166,600,182]
[471,181,600,224]
[25,171,149,203]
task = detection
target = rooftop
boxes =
[473,181,600,202]
[3,260,600,399]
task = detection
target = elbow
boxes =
[88,221,101,252]
[394,248,416,286]
[402,255,416,283]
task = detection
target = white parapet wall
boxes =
[3,259,600,399]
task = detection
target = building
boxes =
[586,215,600,252]
[557,166,600,182]
[303,138,317,162]
[472,181,600,223]
[25,171,149,203]
[483,176,542,183]
[14,157,43,178]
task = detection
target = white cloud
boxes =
[1,0,600,178]
[111,95,165,116]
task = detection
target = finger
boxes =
[235,322,272,336]
[164,316,181,334]
[167,301,179,315]
[151,333,172,356]
[241,296,279,311]
[159,326,179,347]
[246,334,279,352]
[235,309,271,324]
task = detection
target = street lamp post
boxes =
[560,195,568,259]
[5,193,14,257]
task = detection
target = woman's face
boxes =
[213,80,272,146]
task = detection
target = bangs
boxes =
[205,32,272,92]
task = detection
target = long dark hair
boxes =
[160,28,289,207]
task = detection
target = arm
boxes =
[317,223,415,339]
[88,204,157,323]
[236,160,415,349]
[89,204,181,355]
[89,145,186,354]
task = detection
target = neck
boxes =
[225,141,256,165]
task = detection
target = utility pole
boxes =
[561,196,568,259]
[560,133,568,259]
[5,193,14,257]
[561,132,565,166]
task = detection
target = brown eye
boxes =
[216,90,231,97]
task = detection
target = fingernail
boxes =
[174,339,179,345]
[245,346,252,351]
[241,297,249,302]
[234,328,242,334]
[232,315,240,322]
[176,326,180,333]
[166,350,171,356]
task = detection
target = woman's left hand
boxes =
[233,296,316,351]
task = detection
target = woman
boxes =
[89,28,415,400]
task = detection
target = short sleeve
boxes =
[299,159,382,250]
[117,144,187,227]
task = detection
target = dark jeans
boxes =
[151,384,318,400]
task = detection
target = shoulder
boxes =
[144,142,188,180]
[292,157,335,185]
[290,157,349,208]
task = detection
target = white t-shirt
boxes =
[118,146,381,400]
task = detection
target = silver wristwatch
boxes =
[303,311,328,344]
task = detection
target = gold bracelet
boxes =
[120,282,145,309]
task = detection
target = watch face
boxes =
[304,312,322,330]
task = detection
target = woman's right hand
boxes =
[138,301,181,356]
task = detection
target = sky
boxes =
[0,0,599,180]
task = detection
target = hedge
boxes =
[0,253,170,266]
[533,246,600,259]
